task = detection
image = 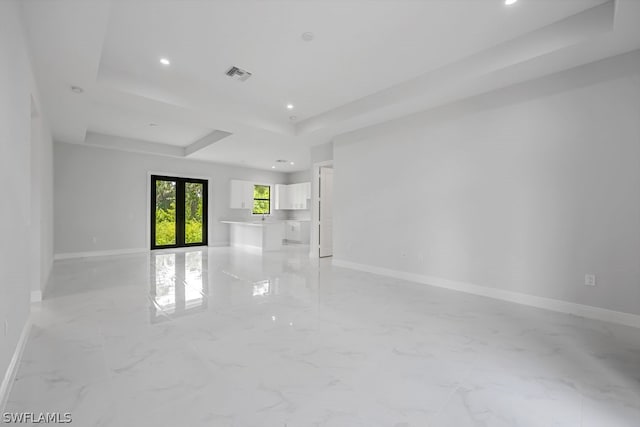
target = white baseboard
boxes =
[332,259,640,329]
[30,291,42,303]
[55,244,232,261]
[54,247,148,260]
[0,319,31,412]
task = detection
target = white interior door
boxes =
[319,167,334,257]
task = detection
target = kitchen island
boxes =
[221,220,285,251]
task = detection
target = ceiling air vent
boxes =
[225,66,253,82]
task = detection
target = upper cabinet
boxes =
[275,182,311,210]
[231,179,310,211]
[292,182,311,209]
[274,184,289,210]
[229,180,254,209]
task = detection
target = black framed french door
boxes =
[151,175,208,249]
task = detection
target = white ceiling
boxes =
[20,0,640,172]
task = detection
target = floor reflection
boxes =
[252,279,272,296]
[149,249,208,323]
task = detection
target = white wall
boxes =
[29,100,54,299]
[287,170,311,184]
[0,0,54,397]
[311,141,333,165]
[54,142,290,255]
[334,51,640,316]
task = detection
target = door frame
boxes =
[148,172,209,250]
[310,160,334,259]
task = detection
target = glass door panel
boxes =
[154,178,177,247]
[185,181,204,244]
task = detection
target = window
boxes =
[252,184,270,215]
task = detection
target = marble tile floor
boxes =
[5,246,640,426]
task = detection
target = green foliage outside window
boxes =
[253,185,270,215]
[155,180,177,246]
[185,182,204,243]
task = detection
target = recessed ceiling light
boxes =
[159,57,171,66]
[301,32,314,42]
[70,86,84,94]
[504,0,518,5]
[286,104,294,110]
[271,166,276,169]
[290,161,294,165]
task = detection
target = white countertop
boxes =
[220,220,283,227]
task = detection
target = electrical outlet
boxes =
[585,274,596,287]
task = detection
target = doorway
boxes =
[151,175,208,249]
[319,166,334,257]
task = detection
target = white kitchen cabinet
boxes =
[229,180,254,209]
[300,182,311,208]
[275,182,311,210]
[275,184,289,210]
[292,183,303,209]
[285,220,300,241]
[284,220,310,243]
[222,220,285,251]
